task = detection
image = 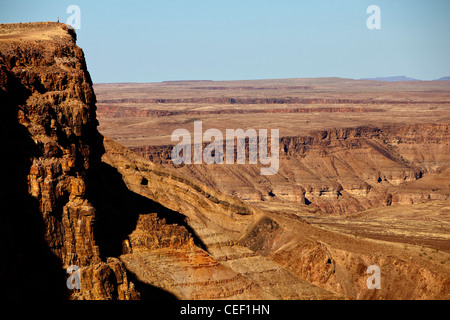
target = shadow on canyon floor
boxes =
[124,268,178,300]
[86,159,207,259]
[86,153,210,300]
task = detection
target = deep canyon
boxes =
[1,22,449,300]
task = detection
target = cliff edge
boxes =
[0,22,339,300]
[0,22,139,299]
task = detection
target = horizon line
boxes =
[92,75,450,85]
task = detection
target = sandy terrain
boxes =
[94,79,450,147]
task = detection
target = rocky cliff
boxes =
[0,22,339,301]
[133,123,450,215]
[101,137,341,299]
[103,136,450,300]
[0,22,142,299]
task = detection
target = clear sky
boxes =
[1,0,449,83]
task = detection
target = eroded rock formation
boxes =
[0,22,144,299]
[103,137,450,300]
[133,124,450,215]
[0,22,339,301]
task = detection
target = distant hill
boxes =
[435,76,450,81]
[361,76,420,82]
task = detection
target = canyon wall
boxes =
[97,97,450,105]
[97,105,384,118]
[0,23,340,300]
[105,136,450,300]
[0,22,140,300]
[132,124,450,215]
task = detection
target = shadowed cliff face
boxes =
[0,22,122,300]
[0,49,69,300]
[0,22,173,300]
[86,160,208,260]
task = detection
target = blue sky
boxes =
[1,0,449,83]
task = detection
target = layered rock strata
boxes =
[0,22,340,300]
[133,124,450,215]
[0,22,138,299]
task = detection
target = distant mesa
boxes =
[361,76,450,82]
[361,76,421,82]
